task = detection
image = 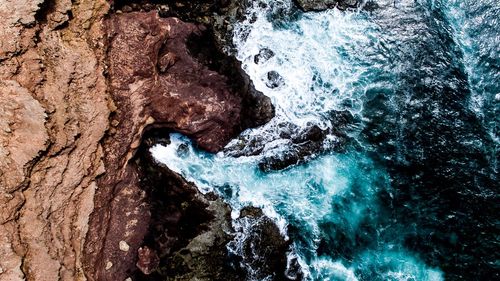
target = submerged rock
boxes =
[266,71,285,89]
[294,0,359,11]
[254,48,275,64]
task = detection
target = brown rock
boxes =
[83,11,274,281]
[105,11,271,153]
[136,246,160,275]
[0,0,110,280]
[0,2,276,281]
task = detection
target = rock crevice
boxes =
[83,10,276,281]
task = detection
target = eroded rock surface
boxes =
[0,0,110,280]
[132,139,297,280]
[83,11,274,281]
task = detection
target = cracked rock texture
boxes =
[83,11,273,281]
[0,0,111,280]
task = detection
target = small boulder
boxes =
[254,48,275,64]
[266,71,285,89]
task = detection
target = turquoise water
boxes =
[152,0,499,280]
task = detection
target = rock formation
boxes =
[0,0,290,280]
[83,11,274,281]
[0,0,110,279]
[294,0,359,11]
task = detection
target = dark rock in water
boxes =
[254,48,275,64]
[176,143,190,158]
[240,206,265,218]
[285,257,305,280]
[337,0,359,10]
[259,150,302,171]
[362,1,381,12]
[232,210,299,280]
[266,71,285,89]
[257,122,352,171]
[294,0,338,11]
[293,125,325,143]
[226,110,355,172]
[128,138,300,280]
[242,217,291,280]
[294,0,359,11]
[258,125,330,172]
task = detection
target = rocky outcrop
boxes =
[0,0,110,280]
[225,110,355,171]
[133,140,243,280]
[111,0,251,52]
[0,1,282,280]
[106,135,297,281]
[294,0,359,11]
[83,11,274,281]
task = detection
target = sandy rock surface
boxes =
[0,0,110,280]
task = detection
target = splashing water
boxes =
[152,0,499,280]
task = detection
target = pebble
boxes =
[119,240,130,252]
[105,261,113,270]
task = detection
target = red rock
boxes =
[136,246,160,275]
[83,11,274,281]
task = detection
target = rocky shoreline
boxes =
[83,9,283,280]
[0,0,363,279]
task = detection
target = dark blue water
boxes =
[153,0,499,280]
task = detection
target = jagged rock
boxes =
[0,0,110,280]
[132,146,241,280]
[294,0,359,11]
[266,71,285,89]
[225,109,356,171]
[231,207,297,281]
[111,0,256,54]
[83,11,274,281]
[129,141,296,280]
[0,1,281,281]
[254,48,275,64]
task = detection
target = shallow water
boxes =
[152,0,499,280]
